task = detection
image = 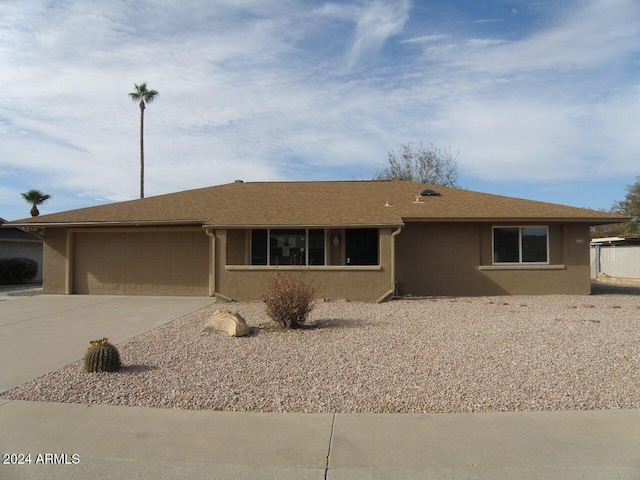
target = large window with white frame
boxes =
[493,226,549,264]
[251,229,325,266]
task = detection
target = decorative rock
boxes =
[204,310,250,337]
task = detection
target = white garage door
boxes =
[73,230,209,296]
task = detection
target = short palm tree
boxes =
[21,189,52,217]
[128,82,159,199]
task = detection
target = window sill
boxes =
[478,264,565,271]
[225,265,382,271]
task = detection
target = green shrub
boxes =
[83,338,121,373]
[263,271,316,329]
[0,257,38,285]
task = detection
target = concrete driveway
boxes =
[0,294,216,393]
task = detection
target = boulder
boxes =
[204,310,250,337]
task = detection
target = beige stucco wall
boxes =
[329,228,344,266]
[478,223,591,295]
[41,222,592,299]
[215,228,394,302]
[42,228,68,294]
[226,229,246,265]
[395,222,592,296]
[395,223,492,296]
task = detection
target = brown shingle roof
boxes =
[5,180,628,227]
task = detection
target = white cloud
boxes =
[439,100,586,181]
[0,0,639,220]
[391,0,640,187]
[348,0,411,67]
[437,0,640,73]
[317,0,411,67]
[401,34,449,44]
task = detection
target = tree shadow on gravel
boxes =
[253,318,373,332]
[308,318,374,329]
[591,282,640,296]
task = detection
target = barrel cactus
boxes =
[83,338,121,373]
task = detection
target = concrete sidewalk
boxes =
[1,295,639,479]
[1,400,638,479]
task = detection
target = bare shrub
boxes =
[263,270,316,329]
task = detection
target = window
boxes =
[345,228,379,265]
[308,229,325,266]
[250,229,325,266]
[270,229,306,265]
[251,229,267,265]
[493,226,548,264]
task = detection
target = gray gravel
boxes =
[4,294,640,413]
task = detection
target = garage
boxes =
[73,230,209,296]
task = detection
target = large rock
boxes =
[204,310,250,337]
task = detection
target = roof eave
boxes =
[402,217,630,225]
[202,222,405,229]
[4,219,207,228]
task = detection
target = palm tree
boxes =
[128,82,159,199]
[21,189,52,217]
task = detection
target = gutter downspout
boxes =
[375,226,403,303]
[205,229,216,297]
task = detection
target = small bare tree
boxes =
[374,142,459,187]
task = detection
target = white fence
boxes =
[591,245,640,280]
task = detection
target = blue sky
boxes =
[1,0,639,221]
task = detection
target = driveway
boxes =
[0,295,215,393]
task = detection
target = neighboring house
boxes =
[0,217,44,282]
[4,181,627,301]
[590,236,640,283]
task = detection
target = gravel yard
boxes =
[5,292,640,413]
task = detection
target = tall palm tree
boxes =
[128,82,159,199]
[21,189,52,217]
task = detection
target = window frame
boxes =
[250,228,327,266]
[492,226,550,265]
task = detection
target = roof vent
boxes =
[234,179,244,183]
[419,188,440,197]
